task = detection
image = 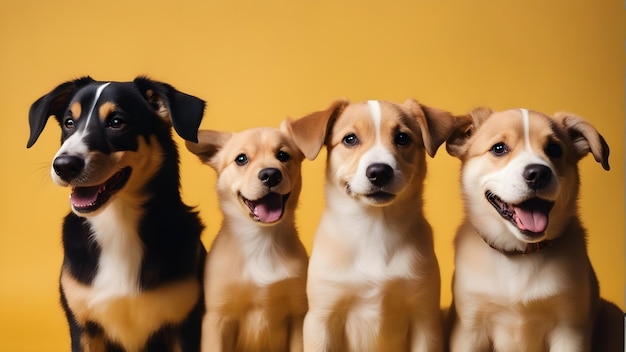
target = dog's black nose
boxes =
[53,155,85,181]
[258,168,282,188]
[523,164,552,190]
[366,163,394,187]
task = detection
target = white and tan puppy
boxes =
[287,99,466,352]
[186,124,312,352]
[446,108,624,352]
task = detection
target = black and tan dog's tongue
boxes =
[71,185,101,208]
[513,198,553,234]
[250,193,284,223]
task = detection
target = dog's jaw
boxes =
[462,159,561,249]
[239,192,291,224]
[344,182,396,206]
[71,167,132,213]
[485,191,555,239]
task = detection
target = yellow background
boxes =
[1,1,623,350]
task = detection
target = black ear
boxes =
[133,76,206,143]
[27,76,95,148]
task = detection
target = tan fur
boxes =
[98,102,116,122]
[186,125,311,352]
[61,269,197,352]
[446,108,623,352]
[289,99,467,352]
[70,101,82,120]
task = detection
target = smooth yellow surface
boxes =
[0,1,623,350]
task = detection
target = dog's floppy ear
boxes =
[403,99,473,157]
[27,76,95,148]
[284,99,349,160]
[133,76,206,143]
[553,111,610,171]
[185,130,233,170]
[445,107,492,158]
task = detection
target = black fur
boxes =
[28,76,207,351]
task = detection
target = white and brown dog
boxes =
[445,108,624,351]
[186,124,311,352]
[287,99,466,352]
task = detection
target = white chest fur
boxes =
[88,199,144,304]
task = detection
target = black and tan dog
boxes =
[27,76,207,351]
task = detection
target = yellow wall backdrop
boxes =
[0,0,623,350]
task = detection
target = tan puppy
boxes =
[445,108,624,351]
[186,124,311,352]
[287,99,466,352]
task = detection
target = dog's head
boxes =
[186,124,309,225]
[27,76,206,216]
[286,99,465,207]
[447,108,609,249]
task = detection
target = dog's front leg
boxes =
[409,312,444,352]
[449,319,490,352]
[546,324,591,352]
[288,314,305,352]
[303,310,342,352]
[75,332,107,352]
[201,311,234,352]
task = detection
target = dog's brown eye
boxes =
[343,133,359,147]
[394,132,411,146]
[276,150,291,162]
[544,142,563,158]
[108,116,126,129]
[63,117,75,129]
[235,153,248,166]
[491,142,508,156]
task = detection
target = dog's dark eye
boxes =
[108,116,126,129]
[276,150,291,162]
[235,153,248,166]
[394,132,411,146]
[490,142,509,156]
[63,117,75,129]
[343,133,359,147]
[544,142,563,158]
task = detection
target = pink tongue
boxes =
[513,201,550,233]
[252,193,283,223]
[71,186,101,207]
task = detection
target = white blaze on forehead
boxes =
[520,108,531,152]
[367,100,382,140]
[84,82,111,129]
[346,100,402,196]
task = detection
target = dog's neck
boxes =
[481,236,552,256]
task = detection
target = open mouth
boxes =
[365,191,396,204]
[486,191,554,237]
[70,167,132,213]
[241,192,290,223]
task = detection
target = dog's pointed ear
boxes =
[185,130,232,169]
[445,107,491,159]
[553,111,610,171]
[27,76,95,148]
[133,76,206,143]
[284,99,349,160]
[403,99,473,158]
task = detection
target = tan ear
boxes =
[285,99,349,160]
[403,99,473,157]
[553,111,610,170]
[445,107,491,158]
[185,130,233,169]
